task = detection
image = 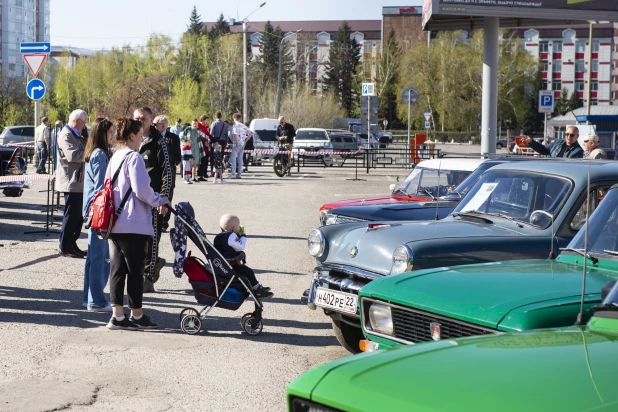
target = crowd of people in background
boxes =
[49,106,269,330]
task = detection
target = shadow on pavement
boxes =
[253,269,307,276]
[0,286,336,347]
[7,253,63,270]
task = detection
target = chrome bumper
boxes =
[301,264,380,313]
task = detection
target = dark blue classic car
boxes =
[304,160,618,352]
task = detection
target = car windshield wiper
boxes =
[417,188,436,201]
[559,248,599,264]
[451,211,494,224]
[589,302,618,313]
[480,212,525,228]
[392,189,410,197]
[604,250,618,257]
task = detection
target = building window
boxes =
[576,81,585,91]
[553,60,562,72]
[591,99,598,105]
[542,61,549,71]
[575,61,585,72]
[363,42,372,54]
[553,81,562,91]
[553,42,562,53]
[541,80,548,90]
[593,40,600,52]
[591,81,599,91]
[539,41,549,53]
[576,41,586,53]
[592,60,599,72]
[364,61,372,79]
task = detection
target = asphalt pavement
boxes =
[0,166,406,411]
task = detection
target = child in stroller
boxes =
[213,214,273,299]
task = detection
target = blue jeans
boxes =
[36,142,48,173]
[231,145,244,177]
[83,228,110,308]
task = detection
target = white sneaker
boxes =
[87,303,113,312]
[184,180,191,184]
[212,180,218,184]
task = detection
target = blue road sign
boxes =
[27,79,46,101]
[20,42,50,54]
[424,121,431,129]
[539,90,554,114]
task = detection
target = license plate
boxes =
[314,287,358,314]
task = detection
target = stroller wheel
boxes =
[181,314,202,335]
[242,316,263,336]
[241,313,252,328]
[179,307,200,322]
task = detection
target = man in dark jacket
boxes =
[155,115,181,232]
[524,126,584,158]
[276,116,296,176]
[134,107,172,293]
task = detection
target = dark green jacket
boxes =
[139,125,172,198]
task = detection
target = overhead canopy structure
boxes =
[421,0,618,156]
[423,0,618,31]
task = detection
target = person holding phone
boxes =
[523,126,583,158]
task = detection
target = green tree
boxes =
[567,89,583,112]
[377,30,402,129]
[553,88,569,117]
[187,6,203,35]
[522,64,544,134]
[209,14,230,40]
[258,21,280,87]
[324,22,361,117]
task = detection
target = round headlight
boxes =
[391,245,413,275]
[368,303,393,335]
[308,229,326,257]
[324,214,338,226]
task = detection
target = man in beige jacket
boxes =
[56,109,88,258]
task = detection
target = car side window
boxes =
[23,127,35,137]
[570,188,608,231]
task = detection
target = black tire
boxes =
[331,319,364,354]
[273,156,286,177]
[3,187,23,197]
[496,143,503,150]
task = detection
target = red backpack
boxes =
[86,153,133,240]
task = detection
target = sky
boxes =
[51,0,410,50]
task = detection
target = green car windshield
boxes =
[453,171,572,228]
[570,188,618,256]
[395,167,473,198]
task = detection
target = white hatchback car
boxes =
[293,128,334,166]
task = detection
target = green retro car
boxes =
[287,292,618,411]
[357,184,618,351]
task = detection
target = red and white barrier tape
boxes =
[0,174,53,183]
[222,149,364,155]
[6,142,35,148]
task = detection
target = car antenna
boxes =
[435,160,442,220]
[575,160,592,326]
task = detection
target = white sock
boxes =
[114,315,125,321]
[132,314,143,320]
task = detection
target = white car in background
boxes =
[293,128,334,166]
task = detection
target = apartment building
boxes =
[521,24,614,107]
[203,20,382,94]
[1,0,50,77]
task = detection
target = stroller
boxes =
[169,202,264,336]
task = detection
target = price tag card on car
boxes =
[314,287,358,314]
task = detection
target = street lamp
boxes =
[242,2,266,124]
[276,29,302,118]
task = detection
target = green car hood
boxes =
[362,257,617,329]
[304,325,618,412]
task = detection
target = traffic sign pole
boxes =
[407,90,411,149]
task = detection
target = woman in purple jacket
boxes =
[106,118,170,331]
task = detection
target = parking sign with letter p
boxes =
[539,90,554,114]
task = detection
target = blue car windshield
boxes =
[396,167,473,198]
[570,188,618,255]
[454,171,572,228]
